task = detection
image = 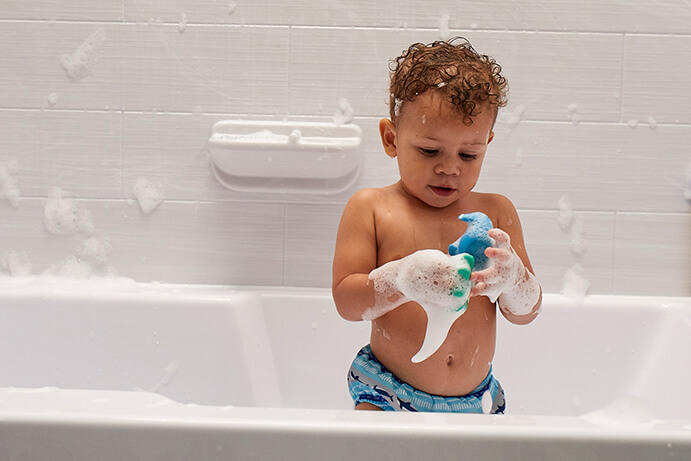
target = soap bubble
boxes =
[333,98,354,125]
[496,104,525,128]
[561,264,589,306]
[43,188,94,236]
[133,177,165,215]
[60,28,107,81]
[581,395,655,429]
[1,250,32,276]
[0,158,20,208]
[439,13,450,40]
[557,195,574,230]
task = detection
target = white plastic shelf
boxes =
[208,120,362,194]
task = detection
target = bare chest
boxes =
[374,206,467,264]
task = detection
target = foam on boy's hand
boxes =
[472,228,540,316]
[406,251,475,363]
[366,249,476,363]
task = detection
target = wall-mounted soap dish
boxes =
[208,120,363,194]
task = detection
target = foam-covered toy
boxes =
[449,212,494,271]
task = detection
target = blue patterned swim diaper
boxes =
[348,345,505,414]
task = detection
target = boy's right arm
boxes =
[332,189,384,321]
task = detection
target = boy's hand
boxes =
[394,250,474,311]
[365,249,474,320]
[470,228,540,316]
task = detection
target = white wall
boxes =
[0,0,689,296]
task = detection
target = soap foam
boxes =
[685,160,691,201]
[496,104,525,128]
[567,103,580,125]
[0,158,20,208]
[1,250,32,276]
[77,235,112,267]
[439,13,450,40]
[580,395,655,429]
[43,188,94,236]
[43,256,95,279]
[43,237,118,279]
[557,195,574,230]
[561,264,589,306]
[367,250,474,363]
[178,12,188,33]
[333,97,354,125]
[568,215,587,256]
[133,177,165,215]
[60,28,107,81]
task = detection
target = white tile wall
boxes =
[1,1,689,296]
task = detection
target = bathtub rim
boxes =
[0,276,688,312]
[0,387,689,443]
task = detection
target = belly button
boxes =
[446,355,454,366]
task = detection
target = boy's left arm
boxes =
[470,196,542,325]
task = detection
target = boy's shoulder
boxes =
[469,192,520,228]
[473,192,517,219]
[471,191,515,209]
[345,186,396,207]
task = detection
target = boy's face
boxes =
[380,91,495,209]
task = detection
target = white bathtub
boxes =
[0,277,689,460]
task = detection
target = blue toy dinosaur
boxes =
[448,211,494,271]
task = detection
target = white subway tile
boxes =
[614,213,691,296]
[468,32,623,122]
[103,200,286,285]
[611,125,691,213]
[0,110,122,198]
[478,122,621,211]
[124,0,402,27]
[0,198,285,285]
[484,121,691,214]
[286,0,401,27]
[115,24,290,114]
[400,0,691,34]
[0,198,86,274]
[0,22,290,114]
[123,0,283,24]
[0,22,122,111]
[288,28,439,118]
[0,0,122,21]
[520,210,616,295]
[284,203,344,287]
[288,29,623,122]
[622,35,691,124]
[122,112,227,202]
[120,0,691,33]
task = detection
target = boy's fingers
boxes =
[488,228,511,247]
[485,247,512,263]
[470,282,486,296]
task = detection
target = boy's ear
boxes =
[379,118,398,158]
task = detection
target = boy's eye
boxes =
[460,153,478,160]
[419,148,439,156]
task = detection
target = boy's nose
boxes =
[434,159,460,176]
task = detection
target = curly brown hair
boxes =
[388,37,508,126]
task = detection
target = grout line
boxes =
[1,108,690,128]
[10,195,690,216]
[281,203,288,286]
[2,18,691,38]
[618,33,627,123]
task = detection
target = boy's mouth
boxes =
[430,185,456,197]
